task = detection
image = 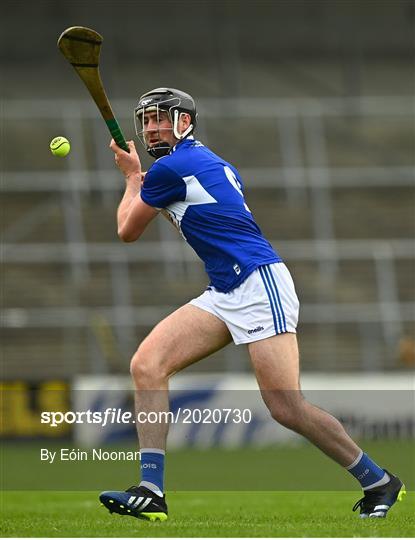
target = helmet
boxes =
[134,87,197,158]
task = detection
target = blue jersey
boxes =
[140,137,281,292]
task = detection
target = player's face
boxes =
[143,110,176,148]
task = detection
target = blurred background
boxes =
[1,0,414,379]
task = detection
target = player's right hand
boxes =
[110,139,142,180]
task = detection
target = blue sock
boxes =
[139,449,165,495]
[346,450,389,490]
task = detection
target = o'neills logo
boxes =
[248,326,264,334]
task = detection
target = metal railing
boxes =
[2,96,414,374]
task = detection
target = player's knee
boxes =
[130,348,144,382]
[270,407,299,430]
[130,343,163,385]
[267,397,305,431]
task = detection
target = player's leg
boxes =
[100,303,232,520]
[248,332,361,464]
[248,332,405,517]
[130,303,232,451]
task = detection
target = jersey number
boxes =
[224,166,251,212]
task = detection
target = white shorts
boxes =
[189,263,300,345]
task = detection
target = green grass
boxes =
[1,441,414,536]
[1,490,414,537]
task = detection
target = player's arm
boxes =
[111,139,159,242]
[117,183,159,242]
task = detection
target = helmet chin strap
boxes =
[147,141,171,159]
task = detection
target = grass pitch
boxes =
[1,441,414,536]
[1,490,414,537]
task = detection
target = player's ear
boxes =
[179,112,191,130]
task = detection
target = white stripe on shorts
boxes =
[259,265,287,334]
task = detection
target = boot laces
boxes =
[126,485,141,494]
[352,489,382,513]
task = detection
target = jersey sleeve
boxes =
[140,161,186,209]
